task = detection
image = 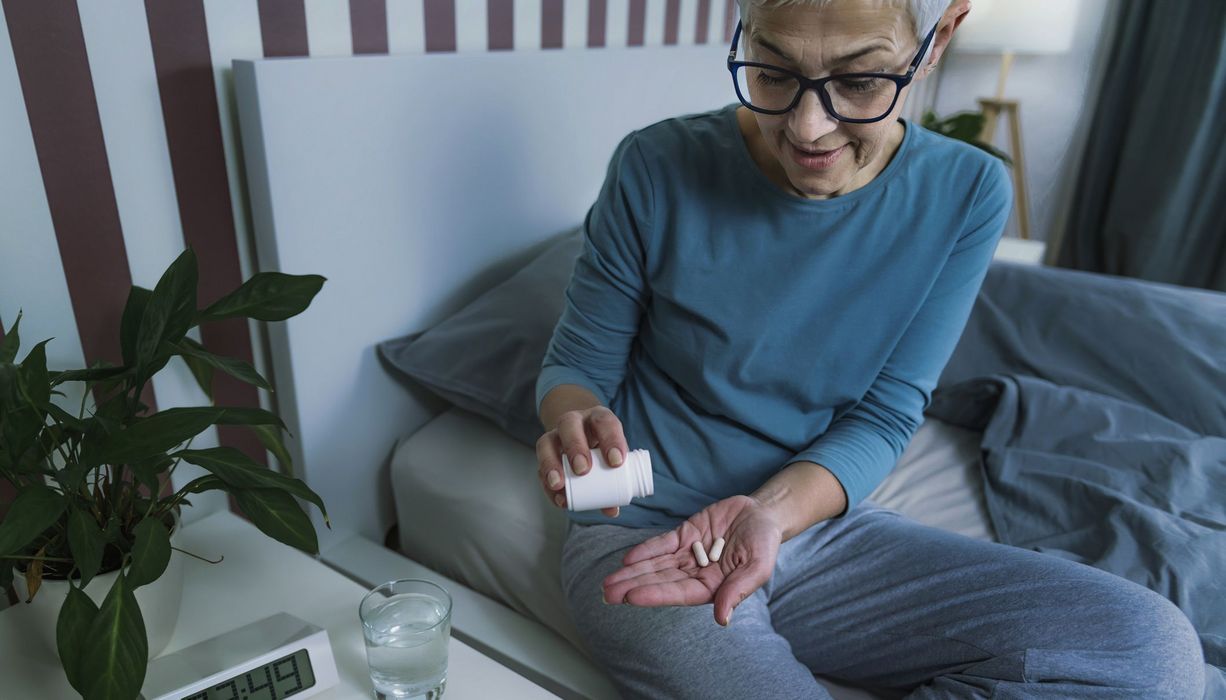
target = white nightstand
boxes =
[0,510,559,699]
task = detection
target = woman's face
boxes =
[740,1,934,199]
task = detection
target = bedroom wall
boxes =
[0,0,744,535]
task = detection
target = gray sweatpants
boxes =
[560,501,1205,699]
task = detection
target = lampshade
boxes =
[954,0,1081,54]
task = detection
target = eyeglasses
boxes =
[726,19,939,123]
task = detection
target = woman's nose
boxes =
[788,88,839,143]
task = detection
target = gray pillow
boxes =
[377,228,583,446]
[939,261,1226,437]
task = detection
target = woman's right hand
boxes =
[536,406,629,518]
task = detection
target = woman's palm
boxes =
[601,495,783,625]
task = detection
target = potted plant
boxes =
[0,248,329,700]
[921,109,1014,165]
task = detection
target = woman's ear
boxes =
[924,0,973,74]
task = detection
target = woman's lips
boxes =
[790,142,845,170]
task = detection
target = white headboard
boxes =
[234,45,732,552]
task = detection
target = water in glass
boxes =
[363,592,450,699]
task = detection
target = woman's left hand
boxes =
[601,494,784,626]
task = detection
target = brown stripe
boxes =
[144,1,267,481]
[541,0,563,49]
[424,0,456,52]
[628,0,645,46]
[4,0,172,505]
[258,0,309,57]
[587,0,606,47]
[664,0,680,44]
[695,0,711,44]
[3,0,137,375]
[350,0,389,54]
[723,0,735,42]
[488,0,514,50]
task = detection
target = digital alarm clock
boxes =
[140,612,339,700]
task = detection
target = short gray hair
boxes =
[734,0,950,65]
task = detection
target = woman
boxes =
[533,0,1205,697]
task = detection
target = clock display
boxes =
[182,648,316,700]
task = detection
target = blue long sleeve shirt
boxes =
[536,102,1012,529]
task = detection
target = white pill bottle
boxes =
[561,449,654,511]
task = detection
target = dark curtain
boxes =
[1056,0,1226,292]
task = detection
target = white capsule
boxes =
[691,540,710,567]
[709,537,725,562]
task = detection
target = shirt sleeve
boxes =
[787,159,1013,516]
[535,131,654,416]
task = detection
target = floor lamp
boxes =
[953,0,1080,241]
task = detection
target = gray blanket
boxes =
[927,373,1225,697]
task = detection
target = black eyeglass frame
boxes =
[726,18,940,123]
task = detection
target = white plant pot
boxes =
[10,514,186,661]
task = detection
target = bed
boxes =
[233,43,1226,700]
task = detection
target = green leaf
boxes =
[1,340,52,469]
[215,406,287,431]
[0,361,16,409]
[79,571,147,700]
[0,483,66,557]
[129,454,171,499]
[198,272,325,323]
[180,474,226,495]
[67,509,106,589]
[178,338,215,401]
[1,378,47,470]
[18,339,51,410]
[173,338,272,392]
[176,447,328,527]
[87,407,225,467]
[233,488,319,554]
[51,365,130,388]
[135,250,198,385]
[251,423,293,472]
[0,310,20,362]
[126,518,171,589]
[47,402,87,432]
[120,287,152,368]
[942,112,986,141]
[57,585,101,694]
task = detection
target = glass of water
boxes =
[359,578,453,699]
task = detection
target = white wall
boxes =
[931,0,1117,245]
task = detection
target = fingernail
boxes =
[547,471,561,489]
[554,494,565,507]
[574,453,588,475]
[608,448,623,466]
[602,592,609,604]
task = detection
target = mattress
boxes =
[391,406,994,699]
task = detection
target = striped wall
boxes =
[0,0,744,528]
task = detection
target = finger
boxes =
[624,577,713,607]
[600,506,620,517]
[534,433,565,493]
[602,554,682,589]
[602,568,692,605]
[557,412,592,476]
[622,529,682,566]
[712,559,771,627]
[589,409,629,468]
